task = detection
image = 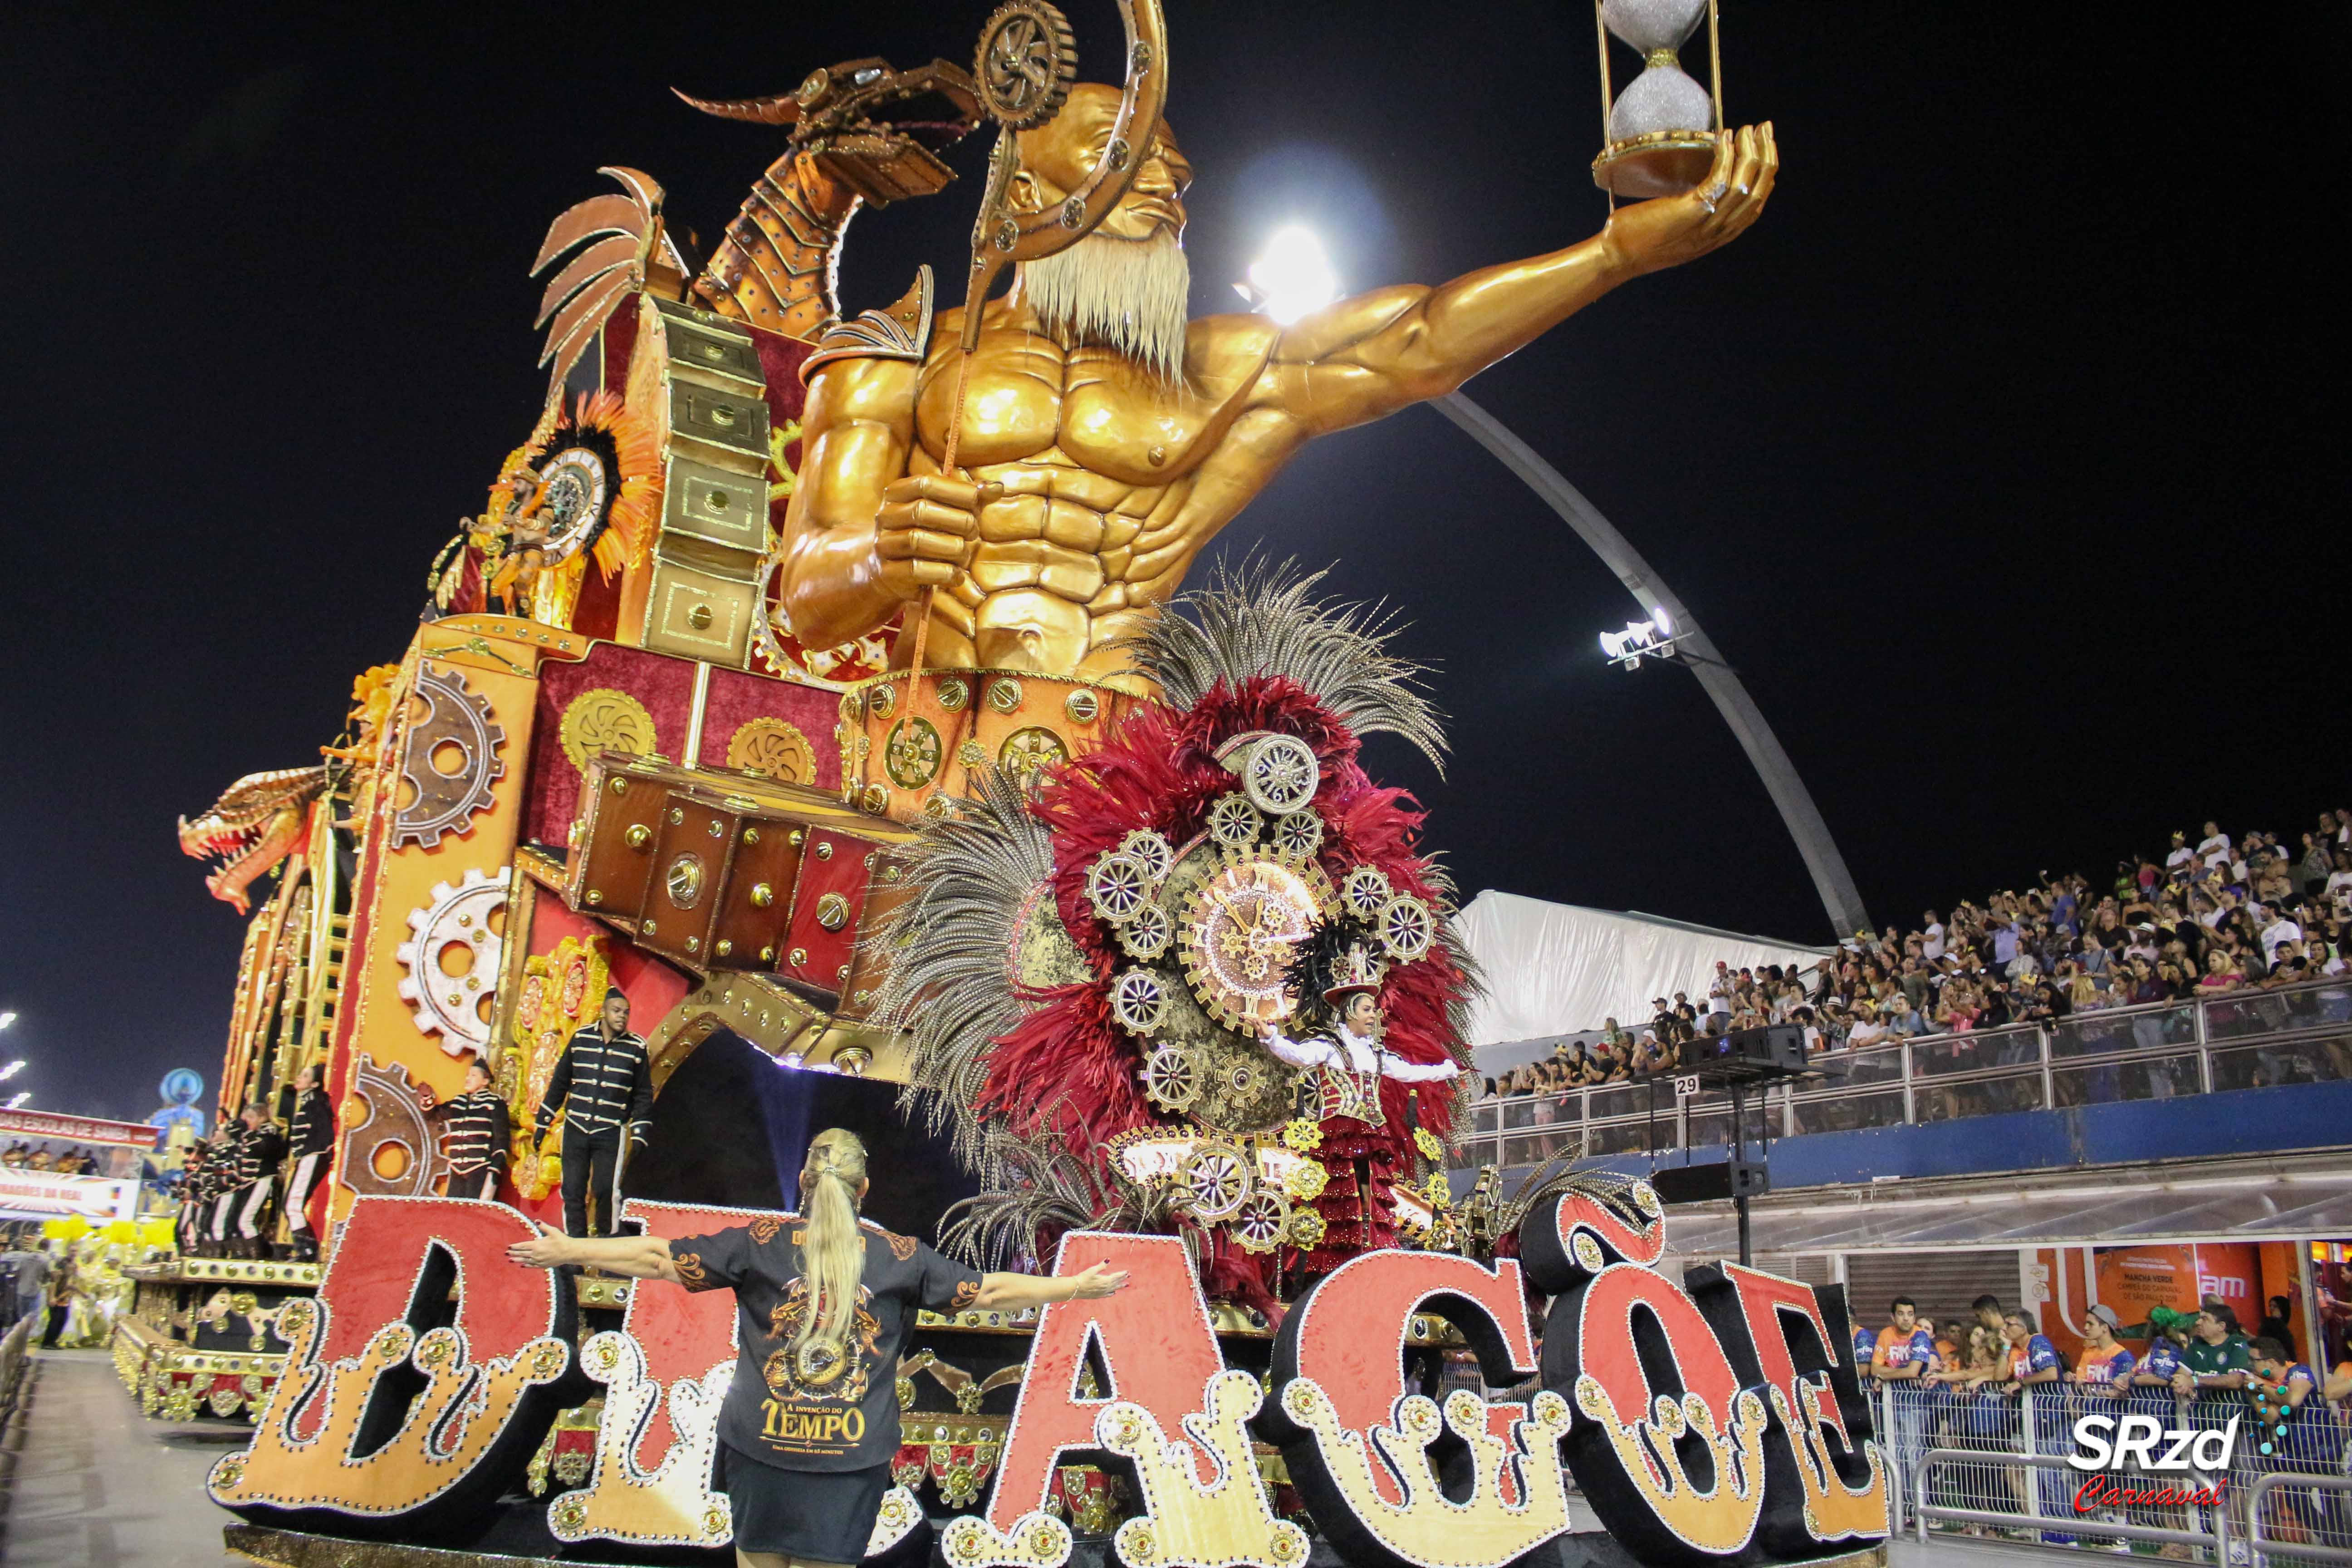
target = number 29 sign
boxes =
[208,1181,1888,1568]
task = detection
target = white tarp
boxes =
[1451,889,1832,1048]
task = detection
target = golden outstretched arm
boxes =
[774,122,1776,669]
[1260,125,1777,434]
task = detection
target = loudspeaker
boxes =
[1692,1024,1805,1073]
[1648,1158,1771,1205]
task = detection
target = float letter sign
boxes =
[208,1196,577,1536]
[210,1187,1885,1568]
[547,1198,764,1549]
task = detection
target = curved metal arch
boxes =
[1431,390,1871,940]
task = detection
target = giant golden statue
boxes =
[780,84,1777,686]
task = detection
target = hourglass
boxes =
[1591,0,1724,200]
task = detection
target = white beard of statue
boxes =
[1019,230,1192,387]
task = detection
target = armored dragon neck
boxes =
[690,149,862,339]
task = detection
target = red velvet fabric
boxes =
[522,643,699,848]
[695,669,844,789]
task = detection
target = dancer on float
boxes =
[508,1127,1127,1568]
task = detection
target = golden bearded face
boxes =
[1012,83,1192,245]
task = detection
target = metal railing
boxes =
[1462,979,2352,1170]
[1881,1381,2352,1563]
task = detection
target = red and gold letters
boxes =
[211,1183,1886,1567]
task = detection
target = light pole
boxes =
[1240,230,1873,940]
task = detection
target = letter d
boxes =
[2190,1416,2239,1470]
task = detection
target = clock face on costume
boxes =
[1177,853,1332,1033]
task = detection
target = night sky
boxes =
[3,4,2340,1121]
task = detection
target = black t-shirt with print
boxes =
[670,1214,983,1472]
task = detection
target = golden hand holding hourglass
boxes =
[1592,0,1776,274]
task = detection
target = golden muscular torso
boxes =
[909,306,1284,681]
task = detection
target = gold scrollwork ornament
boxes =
[559,688,659,773]
[885,717,943,788]
[727,717,816,782]
[998,725,1068,784]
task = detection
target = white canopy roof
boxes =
[1450,889,1832,1049]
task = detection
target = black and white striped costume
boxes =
[176,1138,215,1254]
[430,1088,511,1201]
[282,1088,335,1248]
[233,1118,288,1246]
[206,1123,247,1245]
[535,1024,651,1237]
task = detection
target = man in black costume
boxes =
[534,987,650,1237]
[229,1102,288,1259]
[279,1063,335,1261]
[423,1054,512,1201]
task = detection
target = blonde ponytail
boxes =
[789,1128,870,1378]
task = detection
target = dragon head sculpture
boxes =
[178,765,328,915]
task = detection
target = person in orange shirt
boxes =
[2072,1305,2136,1395]
[1874,1296,1936,1484]
[1920,1315,1960,1372]
[1872,1297,1935,1381]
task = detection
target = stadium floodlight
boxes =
[1599,607,1680,669]
[4,1092,27,1110]
[0,1011,15,1030]
[0,1061,22,1082]
[1236,225,1341,324]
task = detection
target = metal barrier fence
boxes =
[0,1312,30,1427]
[1879,1380,2352,1563]
[1463,979,2352,1169]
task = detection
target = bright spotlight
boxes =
[0,1011,15,1031]
[0,1061,22,1082]
[3,1092,27,1110]
[1599,615,1679,670]
[1236,225,1340,324]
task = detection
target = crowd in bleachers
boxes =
[1480,808,2352,1101]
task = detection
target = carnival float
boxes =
[128,3,1886,1566]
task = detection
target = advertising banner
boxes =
[2094,1242,2260,1328]
[0,1170,143,1224]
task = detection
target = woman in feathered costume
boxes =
[875,562,1480,1311]
[1261,917,1460,1268]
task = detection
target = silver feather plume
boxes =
[937,1122,1179,1268]
[867,764,1055,1171]
[1114,557,1449,774]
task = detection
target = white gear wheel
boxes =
[1240,734,1320,815]
[1118,828,1175,881]
[1206,794,1263,848]
[394,867,507,1055]
[1271,809,1324,862]
[1378,893,1436,962]
[1087,852,1153,924]
[1141,1044,1201,1112]
[1108,968,1170,1034]
[1340,865,1392,921]
[1117,902,1172,960]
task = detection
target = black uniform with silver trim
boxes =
[233,1117,288,1255]
[282,1087,336,1257]
[176,1137,215,1255]
[206,1122,247,1250]
[430,1088,511,1201]
[535,1024,651,1236]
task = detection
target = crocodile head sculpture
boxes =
[178,765,328,915]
